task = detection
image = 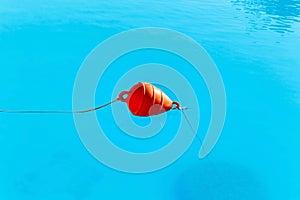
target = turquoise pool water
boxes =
[1,0,300,199]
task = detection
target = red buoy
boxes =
[118,82,180,117]
[0,82,182,116]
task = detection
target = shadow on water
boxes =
[173,161,268,200]
[232,0,300,33]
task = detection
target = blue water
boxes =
[1,0,300,199]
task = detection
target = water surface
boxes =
[0,0,299,199]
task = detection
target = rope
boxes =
[0,99,119,114]
[181,109,203,145]
[181,108,223,184]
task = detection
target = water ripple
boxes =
[232,0,300,33]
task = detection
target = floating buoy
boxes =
[0,82,182,116]
[118,82,180,116]
[0,81,201,154]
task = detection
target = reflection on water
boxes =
[174,162,267,200]
[232,0,300,33]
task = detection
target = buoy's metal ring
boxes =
[118,91,129,102]
[172,101,180,110]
